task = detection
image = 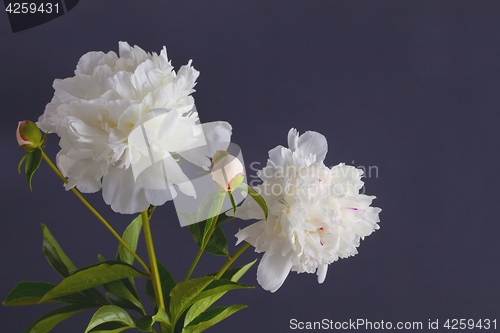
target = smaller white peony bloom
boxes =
[37,42,232,214]
[235,128,381,292]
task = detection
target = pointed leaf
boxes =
[84,306,135,333]
[40,262,148,303]
[22,304,93,333]
[206,260,257,282]
[25,147,42,191]
[188,220,228,257]
[117,214,142,265]
[184,279,251,327]
[87,321,133,333]
[42,224,77,278]
[169,277,214,325]
[238,183,268,219]
[3,281,96,306]
[99,255,144,315]
[182,305,247,333]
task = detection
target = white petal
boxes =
[317,264,328,284]
[202,121,232,157]
[297,131,328,163]
[287,128,299,151]
[102,167,150,214]
[235,221,265,246]
[257,251,293,293]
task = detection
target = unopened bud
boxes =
[211,152,245,191]
[16,120,42,152]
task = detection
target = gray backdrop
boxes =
[1,1,499,332]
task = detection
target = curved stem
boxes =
[41,150,151,275]
[215,242,251,280]
[142,210,165,311]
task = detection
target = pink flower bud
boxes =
[16,120,42,151]
[211,153,245,191]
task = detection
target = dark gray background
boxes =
[1,1,500,332]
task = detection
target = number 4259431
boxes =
[5,3,59,14]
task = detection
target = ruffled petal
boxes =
[297,130,328,163]
[235,221,265,246]
[102,167,150,214]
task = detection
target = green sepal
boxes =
[238,183,268,219]
[2,281,97,306]
[25,147,42,191]
[228,191,237,216]
[18,154,27,174]
[39,261,149,303]
[182,305,247,333]
[21,303,94,333]
[84,306,135,333]
[41,223,77,278]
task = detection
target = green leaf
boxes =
[41,224,77,278]
[99,255,144,315]
[87,322,133,333]
[116,215,143,302]
[40,262,149,303]
[135,316,154,332]
[84,306,135,333]
[22,304,93,333]
[207,260,257,283]
[169,277,214,326]
[2,281,96,306]
[182,305,247,333]
[117,214,143,265]
[25,147,42,191]
[153,308,171,328]
[227,191,237,216]
[145,259,176,314]
[3,282,55,306]
[183,279,251,328]
[238,183,268,219]
[188,220,229,257]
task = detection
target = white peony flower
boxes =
[235,128,381,292]
[37,42,232,214]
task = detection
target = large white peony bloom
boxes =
[38,42,231,214]
[235,128,381,292]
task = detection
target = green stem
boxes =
[183,194,226,282]
[142,210,165,311]
[215,243,251,280]
[41,150,151,275]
